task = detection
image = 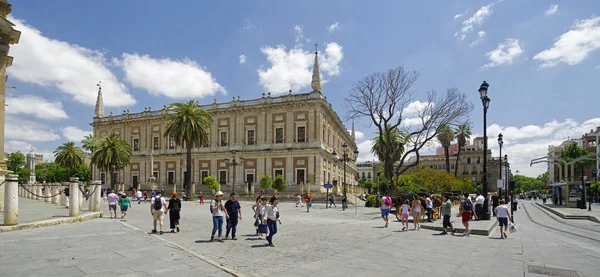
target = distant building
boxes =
[356,161,379,183]
[547,126,599,184]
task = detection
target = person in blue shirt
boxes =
[225,192,242,240]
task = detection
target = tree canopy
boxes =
[7,151,26,172]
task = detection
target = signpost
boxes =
[324,183,333,209]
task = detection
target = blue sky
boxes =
[5,0,600,177]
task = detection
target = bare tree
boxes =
[345,67,473,190]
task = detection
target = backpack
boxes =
[384,196,392,206]
[153,196,162,210]
[462,198,473,211]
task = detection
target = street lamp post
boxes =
[332,143,359,211]
[504,154,508,203]
[498,133,503,200]
[225,150,244,194]
[479,81,491,220]
[591,168,597,211]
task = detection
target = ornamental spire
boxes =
[94,81,104,118]
[310,43,321,92]
[351,121,356,141]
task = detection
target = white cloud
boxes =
[348,129,365,141]
[328,22,340,33]
[545,4,558,15]
[239,54,247,64]
[5,140,54,162]
[7,16,135,107]
[5,116,60,142]
[533,16,600,68]
[62,126,92,143]
[402,101,433,117]
[455,1,502,41]
[294,25,310,43]
[257,42,344,94]
[482,38,523,68]
[116,53,226,99]
[356,139,377,162]
[6,95,68,120]
[454,8,470,20]
[469,31,487,47]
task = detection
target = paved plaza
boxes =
[1,198,600,276]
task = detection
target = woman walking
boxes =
[399,200,411,231]
[118,192,131,219]
[210,191,227,242]
[265,197,282,247]
[168,192,182,233]
[254,195,269,239]
[411,194,422,230]
[199,191,204,205]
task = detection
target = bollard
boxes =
[37,185,43,201]
[52,183,59,204]
[4,174,19,226]
[78,184,83,210]
[69,177,79,217]
[60,184,65,206]
[90,181,101,212]
[44,185,51,203]
[0,175,5,212]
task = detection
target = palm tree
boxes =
[92,133,132,189]
[371,125,407,194]
[164,100,213,197]
[453,123,472,177]
[54,142,86,177]
[81,134,99,173]
[437,125,454,173]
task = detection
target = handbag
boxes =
[258,223,268,234]
[509,222,517,233]
[308,202,313,208]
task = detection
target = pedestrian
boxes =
[329,194,336,208]
[118,192,131,219]
[459,193,473,236]
[491,192,499,217]
[439,195,456,235]
[143,190,148,203]
[107,190,118,219]
[475,193,485,220]
[168,192,181,233]
[399,200,410,231]
[252,192,263,235]
[136,190,142,204]
[199,191,204,205]
[296,193,303,207]
[265,196,282,247]
[64,187,70,208]
[210,191,227,242]
[411,194,422,230]
[102,189,107,202]
[182,192,187,201]
[225,192,242,240]
[150,191,167,235]
[304,193,312,213]
[380,193,392,228]
[494,199,512,239]
[255,195,269,239]
[342,194,348,210]
[425,195,433,222]
[512,196,519,213]
[541,194,547,204]
[132,188,137,200]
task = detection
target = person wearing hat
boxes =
[168,192,182,233]
[210,191,229,242]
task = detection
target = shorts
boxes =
[381,208,390,217]
[462,212,471,222]
[153,210,164,220]
[443,215,452,228]
[120,205,128,211]
[109,204,117,211]
[498,217,508,227]
[402,213,409,219]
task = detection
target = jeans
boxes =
[212,216,224,237]
[266,220,278,244]
[426,208,433,221]
[226,217,239,238]
[475,204,483,219]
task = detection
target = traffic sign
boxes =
[324,183,333,189]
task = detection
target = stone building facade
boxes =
[90,52,358,194]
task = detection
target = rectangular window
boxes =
[297,126,306,142]
[275,128,284,143]
[220,132,228,146]
[132,175,138,188]
[219,170,227,185]
[201,171,209,185]
[367,172,371,179]
[153,137,159,150]
[168,137,175,149]
[133,139,139,152]
[296,169,305,185]
[167,171,175,185]
[247,130,255,145]
[274,169,284,178]
[362,172,366,179]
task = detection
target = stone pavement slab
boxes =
[0,196,91,225]
[538,201,600,223]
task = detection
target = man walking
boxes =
[107,190,118,219]
[439,195,456,235]
[460,193,473,236]
[329,194,336,208]
[475,193,485,220]
[225,192,242,240]
[150,191,167,235]
[494,199,512,239]
[380,193,392,228]
[425,195,433,222]
[136,190,143,204]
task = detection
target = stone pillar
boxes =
[26,184,31,199]
[44,184,51,203]
[78,184,83,210]
[37,184,42,201]
[60,183,65,206]
[69,177,79,217]
[3,174,18,226]
[90,180,101,212]
[52,183,59,204]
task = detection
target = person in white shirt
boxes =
[136,190,143,204]
[475,193,485,221]
[380,194,392,228]
[425,195,433,222]
[211,191,228,242]
[150,191,167,235]
[265,197,282,247]
[494,199,512,239]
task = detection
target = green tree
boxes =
[560,141,593,180]
[395,175,426,193]
[92,133,132,189]
[203,175,220,192]
[259,174,273,191]
[6,151,26,172]
[453,123,472,177]
[437,125,454,173]
[272,174,287,195]
[15,167,30,183]
[54,142,86,177]
[164,100,213,197]
[35,162,68,182]
[371,125,407,185]
[81,134,99,170]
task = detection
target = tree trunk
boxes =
[107,167,112,190]
[185,144,192,197]
[444,146,450,173]
[454,148,462,177]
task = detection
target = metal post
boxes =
[482,103,489,220]
[343,154,347,211]
[581,166,586,209]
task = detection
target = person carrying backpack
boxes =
[150,191,167,235]
[459,193,473,236]
[380,193,392,228]
[329,194,336,208]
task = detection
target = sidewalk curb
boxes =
[535,203,600,223]
[119,221,244,277]
[0,212,104,233]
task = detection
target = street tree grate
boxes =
[527,265,581,277]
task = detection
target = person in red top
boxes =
[304,193,312,213]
